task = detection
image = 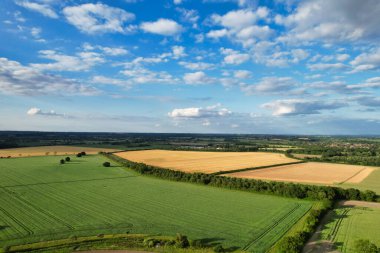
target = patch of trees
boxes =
[76,151,86,157]
[289,146,380,166]
[102,153,377,202]
[354,239,379,253]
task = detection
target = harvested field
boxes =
[0,146,119,158]
[225,162,375,184]
[115,150,298,173]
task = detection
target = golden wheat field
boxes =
[225,162,376,184]
[0,146,119,158]
[115,149,298,173]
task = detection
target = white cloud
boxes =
[0,57,99,96]
[183,71,214,85]
[242,76,297,94]
[206,29,228,39]
[140,18,183,36]
[121,67,178,84]
[234,70,251,79]
[176,8,199,26]
[179,61,215,70]
[211,8,268,30]
[174,0,183,4]
[262,99,345,116]
[168,104,231,118]
[276,0,380,43]
[336,54,350,62]
[16,1,58,18]
[307,62,347,71]
[27,107,64,117]
[350,47,380,72]
[92,75,133,89]
[63,3,135,34]
[31,50,104,72]
[172,46,186,59]
[220,48,250,65]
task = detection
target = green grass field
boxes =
[341,168,380,194]
[320,206,380,253]
[0,155,312,252]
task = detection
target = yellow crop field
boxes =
[115,149,298,173]
[225,162,376,184]
[0,146,119,158]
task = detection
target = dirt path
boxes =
[302,210,339,253]
[303,200,380,253]
[340,200,380,209]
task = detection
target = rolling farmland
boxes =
[0,146,119,158]
[320,203,380,253]
[115,150,298,173]
[0,155,312,252]
[224,162,375,185]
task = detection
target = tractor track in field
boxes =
[0,205,34,237]
[242,203,302,251]
[2,188,75,231]
[0,175,138,189]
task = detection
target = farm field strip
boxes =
[224,162,377,185]
[0,155,312,252]
[115,150,298,173]
[0,146,119,158]
[320,206,380,253]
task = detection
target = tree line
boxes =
[102,153,377,202]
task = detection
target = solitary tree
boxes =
[103,162,111,167]
[76,153,82,158]
[60,159,65,164]
[65,157,70,162]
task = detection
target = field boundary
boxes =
[213,161,306,175]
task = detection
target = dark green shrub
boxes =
[213,245,225,252]
[76,153,82,157]
[103,162,111,167]
[2,246,10,253]
[353,239,378,253]
[60,159,65,164]
[175,233,189,248]
[65,157,70,162]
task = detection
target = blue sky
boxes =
[0,0,379,134]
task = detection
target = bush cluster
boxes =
[276,201,332,253]
[103,153,377,202]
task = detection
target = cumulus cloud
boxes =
[220,48,250,65]
[16,0,58,18]
[121,67,178,84]
[63,3,135,34]
[234,70,251,79]
[30,50,104,72]
[168,104,231,118]
[183,71,214,85]
[276,0,380,43]
[172,46,186,59]
[211,8,268,30]
[27,107,64,117]
[179,61,215,70]
[242,76,297,94]
[0,57,99,96]
[208,7,273,46]
[92,75,133,89]
[350,47,380,72]
[307,62,348,71]
[354,96,380,107]
[140,18,183,36]
[262,99,346,116]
